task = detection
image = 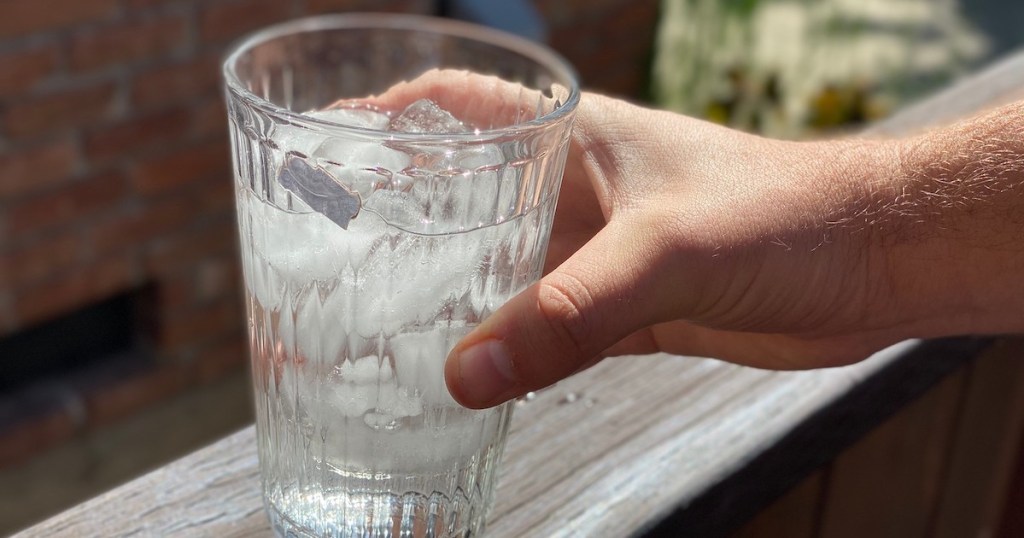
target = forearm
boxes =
[838,102,1024,336]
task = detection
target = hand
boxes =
[442,92,913,408]
[364,71,1024,409]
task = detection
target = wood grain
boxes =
[724,340,1024,538]
[487,349,908,538]
[818,369,966,538]
[643,338,990,538]
[15,348,909,538]
[931,339,1024,538]
[0,372,252,536]
[17,46,1024,538]
[732,471,825,538]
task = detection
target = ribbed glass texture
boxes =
[223,15,578,538]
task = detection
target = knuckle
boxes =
[535,273,595,359]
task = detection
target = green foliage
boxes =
[723,0,760,17]
[652,0,990,138]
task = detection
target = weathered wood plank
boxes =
[726,340,1024,538]
[15,429,264,537]
[932,339,1024,538]
[997,432,1024,537]
[731,471,825,538]
[488,347,909,538]
[14,347,910,538]
[642,338,989,537]
[818,367,966,538]
[0,373,253,536]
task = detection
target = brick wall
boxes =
[0,0,658,464]
[0,0,434,465]
[535,0,660,99]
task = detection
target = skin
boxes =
[364,70,1024,410]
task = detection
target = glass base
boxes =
[266,490,484,538]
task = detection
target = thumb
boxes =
[444,220,668,409]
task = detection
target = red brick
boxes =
[84,108,191,165]
[156,296,244,352]
[534,0,637,24]
[606,0,659,36]
[0,274,10,308]
[302,0,433,14]
[0,139,80,198]
[194,332,248,384]
[543,1,657,99]
[125,0,189,7]
[151,253,239,311]
[154,268,200,311]
[0,293,14,334]
[0,410,76,468]
[586,0,657,55]
[12,253,140,328]
[70,15,189,72]
[84,365,189,428]
[146,223,237,275]
[198,169,236,216]
[88,195,194,254]
[551,2,654,54]
[0,0,119,39]
[199,0,293,43]
[572,37,651,97]
[6,172,127,235]
[191,97,228,139]
[3,82,119,140]
[0,230,83,289]
[0,43,61,98]
[132,55,221,109]
[130,139,230,196]
[588,72,642,100]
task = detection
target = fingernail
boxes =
[454,340,517,407]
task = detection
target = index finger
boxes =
[328,69,552,131]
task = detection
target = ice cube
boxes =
[398,141,511,232]
[313,137,411,199]
[374,384,423,419]
[248,198,316,268]
[361,189,425,231]
[337,355,392,384]
[410,168,503,231]
[314,355,418,419]
[290,282,354,365]
[362,411,400,431]
[352,234,482,338]
[448,142,504,171]
[315,355,424,421]
[328,383,377,417]
[391,328,462,406]
[307,106,390,130]
[271,123,324,156]
[389,99,468,134]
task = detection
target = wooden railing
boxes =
[15,49,1024,538]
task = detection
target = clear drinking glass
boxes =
[222,14,579,538]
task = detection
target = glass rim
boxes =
[222,13,581,141]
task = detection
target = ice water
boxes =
[232,102,561,537]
